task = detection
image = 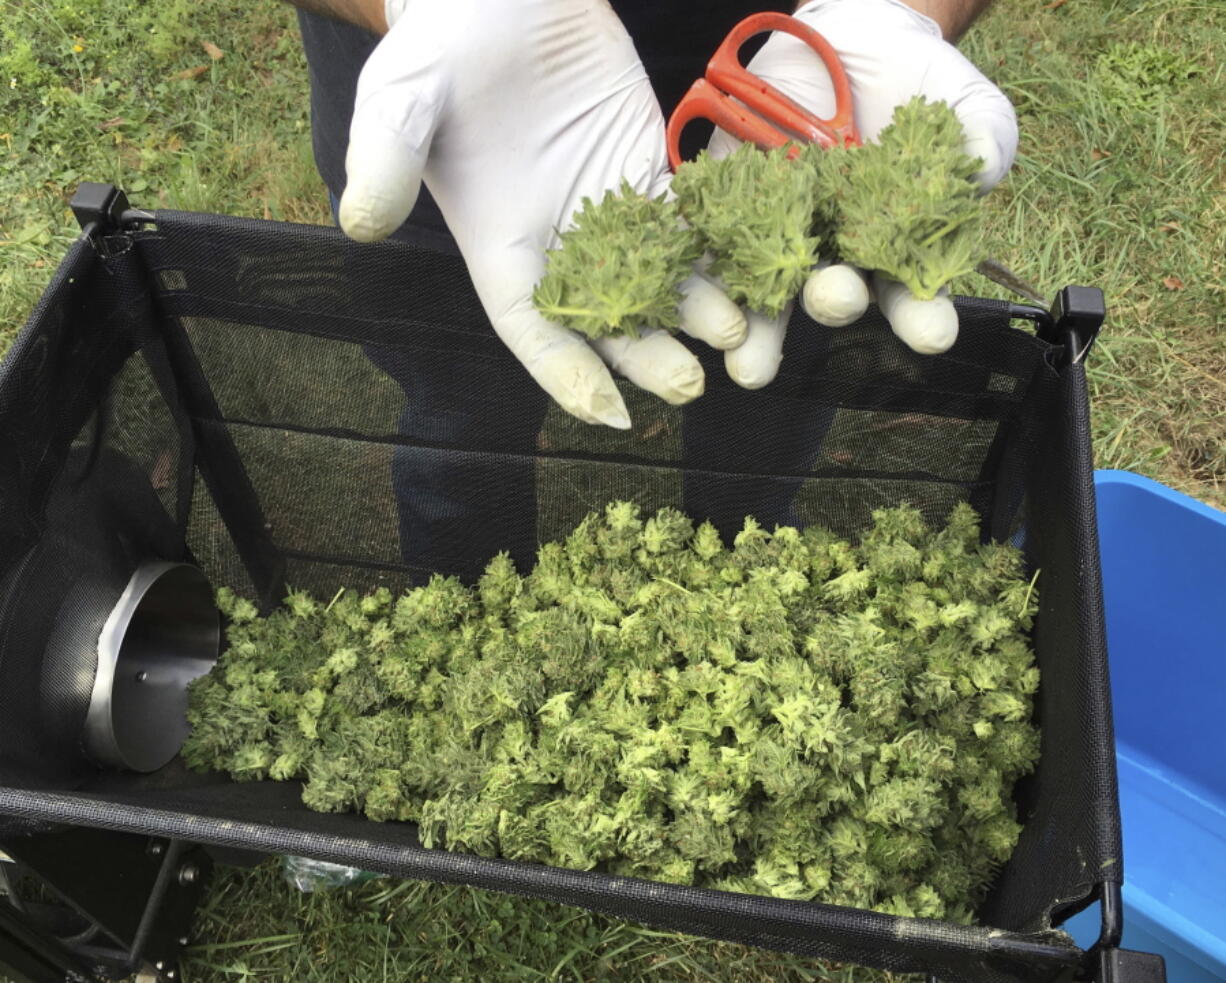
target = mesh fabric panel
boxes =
[979,361,1123,932]
[0,211,1122,981]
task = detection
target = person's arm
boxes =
[287,0,387,35]
[895,0,991,41]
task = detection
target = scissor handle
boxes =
[666,11,860,170]
[667,79,796,170]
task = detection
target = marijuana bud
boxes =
[532,180,702,339]
[184,500,1040,923]
[834,97,984,300]
[673,143,826,316]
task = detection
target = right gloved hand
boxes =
[708,0,1019,387]
[338,0,748,428]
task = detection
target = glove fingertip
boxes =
[963,129,1010,193]
[489,303,633,429]
[591,331,706,407]
[900,314,957,354]
[559,376,634,429]
[724,361,777,390]
[338,186,417,242]
[679,274,749,349]
[877,280,959,354]
[723,309,787,389]
[802,264,870,327]
[604,404,634,429]
[339,133,427,242]
[957,94,1019,192]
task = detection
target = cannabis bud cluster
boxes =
[184,502,1039,922]
[833,97,984,300]
[533,97,985,333]
[672,143,835,317]
[531,180,703,341]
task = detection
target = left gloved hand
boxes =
[709,0,1018,387]
[338,0,747,428]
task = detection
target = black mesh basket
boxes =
[0,194,1123,983]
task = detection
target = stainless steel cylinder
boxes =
[83,562,220,772]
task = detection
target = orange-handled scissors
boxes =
[666,12,861,170]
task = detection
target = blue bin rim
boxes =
[1094,469,1226,524]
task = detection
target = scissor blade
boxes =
[975,258,1047,307]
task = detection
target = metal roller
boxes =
[82,562,220,773]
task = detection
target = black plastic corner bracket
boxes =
[1039,285,1106,364]
[70,182,155,242]
[70,182,132,238]
[1096,948,1167,983]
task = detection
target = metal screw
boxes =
[135,671,148,683]
[148,841,164,856]
[178,864,199,885]
[178,936,189,946]
[155,961,164,971]
[167,971,176,979]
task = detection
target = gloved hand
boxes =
[338,0,748,428]
[709,0,1018,387]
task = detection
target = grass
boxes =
[181,862,892,983]
[957,1,1225,503]
[0,0,1222,979]
[0,0,329,343]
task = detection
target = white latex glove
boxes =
[338,0,747,428]
[709,0,1019,384]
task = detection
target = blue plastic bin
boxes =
[1064,471,1226,981]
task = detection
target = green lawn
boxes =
[1,0,1222,979]
[186,862,892,983]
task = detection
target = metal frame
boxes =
[0,827,210,982]
[0,185,1145,983]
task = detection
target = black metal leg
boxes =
[1,827,210,981]
[0,897,100,983]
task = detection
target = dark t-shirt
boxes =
[297,3,790,234]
